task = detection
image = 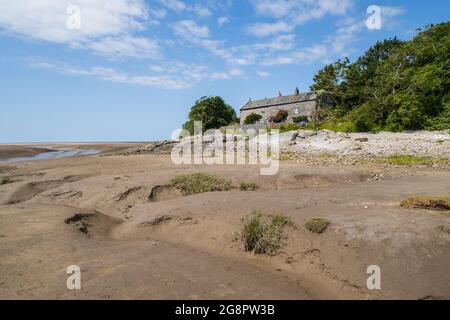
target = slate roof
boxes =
[241,91,321,111]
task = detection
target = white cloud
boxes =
[229,68,244,76]
[173,20,210,38]
[256,71,270,77]
[246,21,292,37]
[87,35,160,58]
[251,0,354,19]
[158,0,186,12]
[261,45,327,66]
[0,0,162,59]
[191,4,212,17]
[248,0,354,34]
[379,6,405,29]
[29,59,193,89]
[248,34,296,51]
[218,16,230,26]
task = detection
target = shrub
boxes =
[271,110,289,123]
[170,173,232,195]
[240,182,259,191]
[279,123,300,133]
[293,116,308,123]
[305,218,330,234]
[400,196,450,211]
[244,113,263,125]
[0,177,13,185]
[241,210,292,255]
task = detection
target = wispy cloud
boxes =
[173,20,210,38]
[217,16,230,27]
[261,45,327,66]
[246,21,292,37]
[158,0,187,12]
[247,0,354,36]
[29,57,245,89]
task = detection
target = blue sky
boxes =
[0,0,448,142]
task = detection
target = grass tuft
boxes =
[279,151,296,161]
[239,182,259,191]
[400,196,450,211]
[378,155,448,166]
[305,218,330,234]
[170,173,232,196]
[241,210,292,255]
[438,225,450,235]
[0,177,13,185]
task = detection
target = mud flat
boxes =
[0,140,449,299]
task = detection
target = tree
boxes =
[309,22,450,131]
[183,96,238,134]
[244,113,263,125]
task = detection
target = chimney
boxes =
[278,91,282,97]
[294,87,300,96]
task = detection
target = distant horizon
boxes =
[1,1,449,143]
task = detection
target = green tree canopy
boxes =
[183,96,238,134]
[310,22,450,132]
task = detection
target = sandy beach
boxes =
[0,140,449,300]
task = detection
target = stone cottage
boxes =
[239,88,336,125]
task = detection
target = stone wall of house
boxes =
[240,100,317,124]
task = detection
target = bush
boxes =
[241,210,292,255]
[0,177,13,185]
[400,196,450,211]
[244,113,263,125]
[305,218,330,233]
[170,173,232,195]
[271,110,289,123]
[293,116,308,123]
[240,182,259,191]
[279,123,300,133]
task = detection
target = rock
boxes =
[355,138,369,142]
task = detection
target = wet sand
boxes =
[0,144,449,299]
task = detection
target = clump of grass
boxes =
[280,151,295,161]
[400,196,450,211]
[305,218,330,234]
[0,177,13,185]
[379,155,447,166]
[241,210,292,255]
[240,182,259,191]
[438,225,450,235]
[170,173,232,196]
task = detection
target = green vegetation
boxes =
[305,218,330,234]
[241,210,293,255]
[170,173,232,196]
[244,113,263,125]
[239,182,259,191]
[378,155,448,166]
[292,116,308,123]
[279,151,296,161]
[310,22,450,132]
[270,110,289,123]
[400,196,450,211]
[183,96,238,134]
[279,123,300,133]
